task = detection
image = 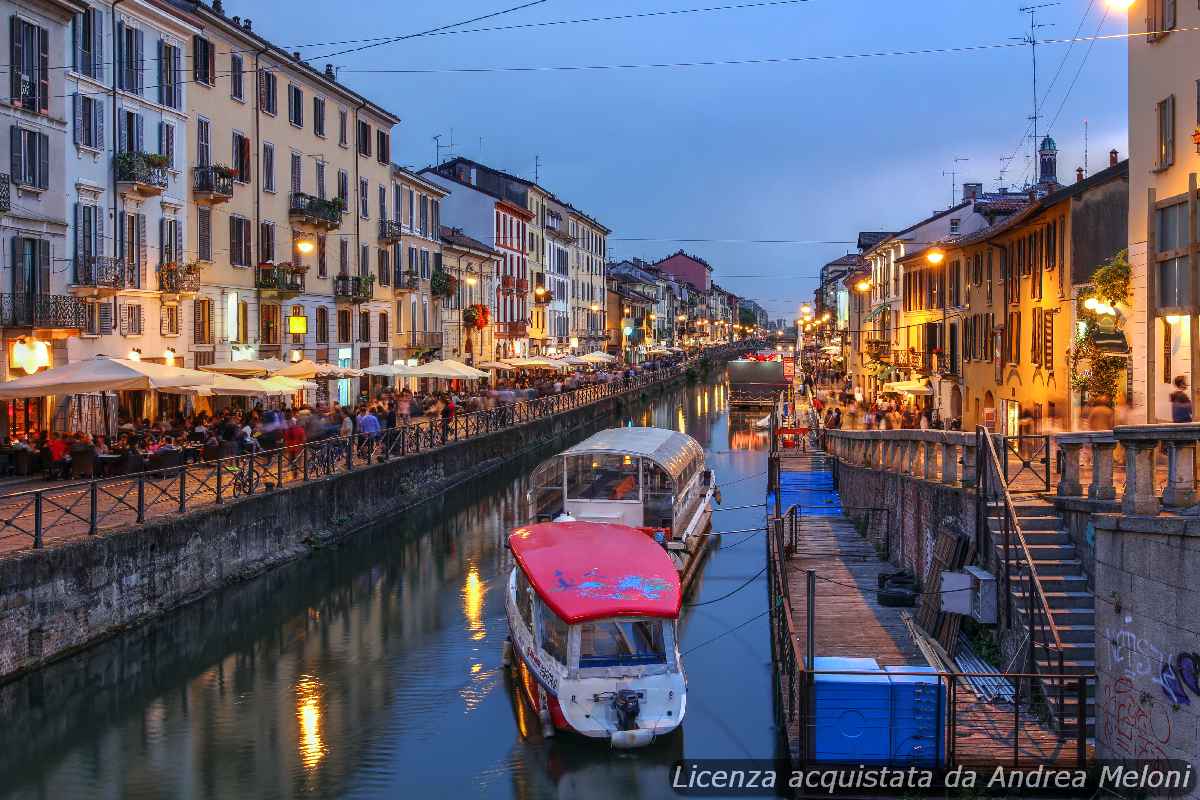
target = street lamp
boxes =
[854,278,872,293]
[926,247,945,265]
[1106,0,1134,8]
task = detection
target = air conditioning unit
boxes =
[966,566,997,624]
[940,571,972,615]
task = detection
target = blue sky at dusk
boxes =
[247,0,1128,319]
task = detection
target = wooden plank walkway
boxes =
[774,450,1086,769]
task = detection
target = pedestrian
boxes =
[1170,376,1193,422]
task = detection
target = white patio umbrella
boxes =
[506,357,568,370]
[199,357,287,377]
[159,373,282,397]
[259,375,318,393]
[579,351,618,364]
[0,356,215,400]
[408,359,489,379]
[476,360,515,371]
[435,359,489,379]
[273,358,320,379]
[556,355,589,366]
[364,363,420,377]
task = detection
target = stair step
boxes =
[1013,573,1089,591]
[1041,591,1095,609]
[1047,608,1096,626]
[994,515,1062,531]
[1020,529,1072,545]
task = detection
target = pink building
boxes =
[653,251,712,293]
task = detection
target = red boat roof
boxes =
[509,522,682,624]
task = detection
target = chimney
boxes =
[1109,148,1119,167]
[212,0,223,13]
[1076,167,1085,183]
[962,182,983,202]
[231,16,239,26]
[292,51,301,61]
[242,18,252,31]
[998,186,1008,195]
[324,64,336,80]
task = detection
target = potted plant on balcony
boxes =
[430,269,457,299]
[144,153,170,170]
[211,163,238,180]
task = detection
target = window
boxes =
[420,249,430,280]
[378,248,390,286]
[359,243,370,278]
[313,97,325,137]
[419,195,428,234]
[159,216,182,264]
[117,108,142,154]
[259,69,277,115]
[193,298,213,344]
[337,170,349,209]
[407,189,415,229]
[338,109,348,146]
[287,84,303,127]
[338,238,349,275]
[291,152,301,194]
[539,605,569,665]
[192,35,215,85]
[316,306,329,343]
[259,221,275,263]
[336,308,350,343]
[1148,0,1177,40]
[579,620,666,667]
[73,202,102,281]
[10,17,47,112]
[260,304,281,345]
[196,118,210,166]
[117,22,144,95]
[73,8,104,80]
[949,218,960,235]
[229,216,252,267]
[120,302,144,336]
[157,40,181,109]
[290,304,304,345]
[315,162,326,199]
[1156,201,1191,310]
[232,132,251,183]
[161,304,179,336]
[376,129,389,164]
[197,207,212,261]
[359,178,369,218]
[317,234,327,278]
[1157,95,1175,170]
[357,120,371,156]
[263,143,275,192]
[158,121,175,169]
[358,311,370,342]
[73,94,104,149]
[378,312,389,342]
[11,127,49,188]
[230,53,244,100]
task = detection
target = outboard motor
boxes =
[612,689,641,731]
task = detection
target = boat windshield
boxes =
[578,619,666,667]
[566,454,640,502]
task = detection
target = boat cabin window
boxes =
[515,569,534,628]
[529,458,565,521]
[642,461,675,529]
[566,454,640,502]
[578,619,666,667]
[539,605,569,665]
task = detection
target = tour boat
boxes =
[505,520,687,748]
[526,428,715,577]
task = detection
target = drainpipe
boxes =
[352,100,366,387]
[110,1,126,275]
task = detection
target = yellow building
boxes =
[390,167,448,365]
[439,227,501,365]
[183,6,399,399]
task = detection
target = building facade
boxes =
[439,225,499,366]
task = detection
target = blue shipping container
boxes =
[812,657,891,763]
[884,666,946,767]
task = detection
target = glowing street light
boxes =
[926,248,946,265]
[854,278,872,293]
[1106,0,1135,9]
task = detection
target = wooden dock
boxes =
[771,450,1087,770]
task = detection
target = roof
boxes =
[857,232,893,251]
[610,284,657,305]
[508,522,681,624]
[564,427,704,482]
[440,226,499,257]
[862,201,973,258]
[653,250,713,273]
[393,164,449,196]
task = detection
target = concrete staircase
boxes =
[986,498,1095,736]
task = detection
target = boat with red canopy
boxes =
[505,521,686,748]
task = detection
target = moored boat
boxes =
[505,521,687,748]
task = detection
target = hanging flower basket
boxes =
[463,304,490,330]
[1193,127,1200,153]
[430,269,457,299]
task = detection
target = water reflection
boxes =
[0,374,777,800]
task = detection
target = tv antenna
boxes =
[1083,118,1089,177]
[535,154,542,183]
[943,157,970,205]
[433,129,457,165]
[1017,4,1058,167]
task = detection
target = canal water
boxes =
[0,374,779,800]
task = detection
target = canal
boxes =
[0,373,779,800]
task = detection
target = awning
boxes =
[0,356,215,399]
[881,380,933,396]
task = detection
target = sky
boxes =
[244,0,1129,321]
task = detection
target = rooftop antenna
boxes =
[433,134,444,165]
[943,157,970,205]
[1083,118,1089,177]
[534,154,541,183]
[1017,4,1058,169]
[997,155,1015,190]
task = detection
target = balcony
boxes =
[496,320,527,338]
[255,264,306,298]
[501,274,515,293]
[157,264,201,296]
[72,256,134,295]
[407,331,444,350]
[0,173,10,213]
[393,271,420,293]
[0,293,86,330]
[379,219,403,244]
[289,192,342,231]
[865,339,890,360]
[192,165,234,205]
[515,278,529,293]
[334,274,374,303]
[115,152,169,197]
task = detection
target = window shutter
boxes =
[160,306,169,335]
[72,13,82,73]
[193,299,203,342]
[72,94,82,145]
[99,299,113,334]
[92,10,104,81]
[37,239,49,293]
[1044,311,1054,372]
[10,18,22,102]
[161,122,174,168]
[206,40,215,85]
[137,305,144,334]
[158,217,166,266]
[94,99,104,148]
[117,110,127,154]
[95,205,104,263]
[156,39,164,105]
[136,213,147,283]
[36,133,48,189]
[119,302,129,335]
[116,210,125,264]
[134,113,144,153]
[171,46,181,108]
[175,219,183,265]
[192,36,201,82]
[134,28,144,95]
[258,69,268,109]
[73,203,83,279]
[37,26,48,112]
[198,207,211,261]
[9,126,20,182]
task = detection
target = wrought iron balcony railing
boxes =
[192,165,234,203]
[379,219,403,243]
[75,256,135,289]
[0,173,10,213]
[157,265,201,294]
[392,271,420,291]
[0,293,87,329]
[408,331,444,349]
[255,264,306,294]
[334,274,374,302]
[114,152,169,194]
[289,192,342,229]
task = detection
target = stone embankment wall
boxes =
[1093,514,1200,769]
[0,370,696,682]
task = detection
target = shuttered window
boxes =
[197,207,212,261]
[72,94,104,149]
[11,127,49,188]
[229,217,251,267]
[192,35,215,85]
[157,40,181,109]
[194,298,213,344]
[11,16,49,112]
[117,22,144,95]
[72,8,104,80]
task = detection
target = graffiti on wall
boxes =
[1102,625,1200,759]
[1106,626,1200,705]
[1102,676,1173,760]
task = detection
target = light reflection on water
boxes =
[0,376,778,800]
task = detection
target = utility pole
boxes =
[943,157,969,205]
[1018,4,1058,170]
